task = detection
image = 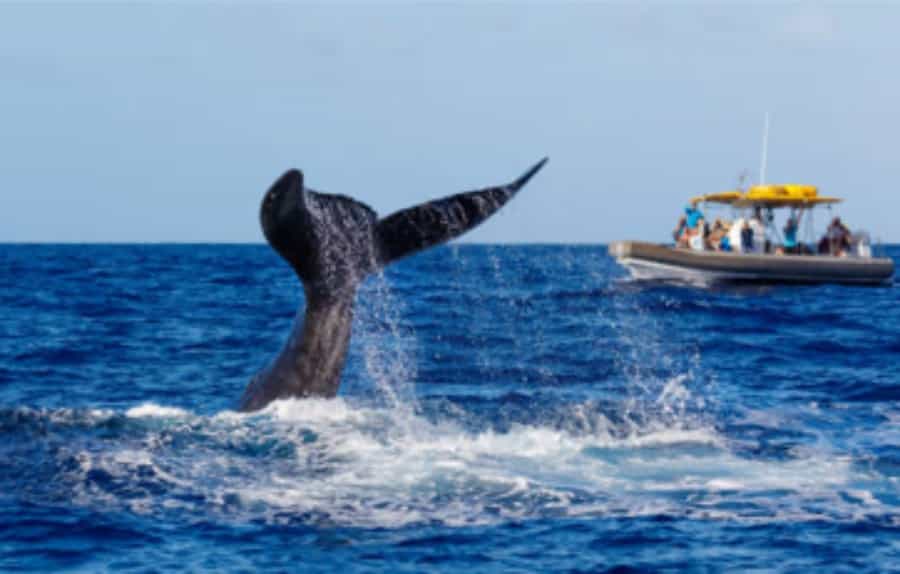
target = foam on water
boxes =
[13,389,890,530]
[126,404,191,418]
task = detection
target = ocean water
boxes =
[1,244,898,573]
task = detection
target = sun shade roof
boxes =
[691,184,842,207]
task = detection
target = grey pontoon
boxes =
[609,241,894,286]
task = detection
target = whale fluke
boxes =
[240,158,548,412]
[376,157,549,264]
[259,168,380,299]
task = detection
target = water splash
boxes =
[2,400,892,530]
[352,270,418,413]
[607,284,716,434]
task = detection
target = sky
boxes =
[1,2,899,243]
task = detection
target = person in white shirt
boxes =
[748,207,766,253]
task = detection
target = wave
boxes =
[2,393,895,530]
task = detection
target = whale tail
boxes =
[375,157,548,265]
[260,158,548,296]
[243,158,548,410]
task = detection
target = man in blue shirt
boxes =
[685,203,704,229]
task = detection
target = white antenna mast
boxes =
[759,112,770,185]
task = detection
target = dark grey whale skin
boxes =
[239,158,548,412]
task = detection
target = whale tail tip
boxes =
[375,157,549,265]
[511,157,549,191]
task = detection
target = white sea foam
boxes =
[48,396,895,529]
[126,403,190,419]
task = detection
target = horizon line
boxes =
[0,240,620,247]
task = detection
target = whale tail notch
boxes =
[375,157,548,265]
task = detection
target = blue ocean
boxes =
[1,244,898,572]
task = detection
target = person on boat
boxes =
[685,203,704,229]
[748,207,767,253]
[707,219,730,251]
[820,217,851,256]
[783,213,799,254]
[719,233,733,252]
[689,217,707,251]
[674,203,705,248]
[830,216,851,244]
[727,217,744,252]
[717,220,733,251]
[740,220,754,253]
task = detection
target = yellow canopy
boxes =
[691,184,842,208]
[689,191,742,204]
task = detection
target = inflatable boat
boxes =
[609,183,894,286]
[609,240,894,285]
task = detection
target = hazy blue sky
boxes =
[1,3,898,243]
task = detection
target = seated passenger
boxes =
[689,217,707,251]
[706,219,729,251]
[824,216,851,256]
[720,234,732,252]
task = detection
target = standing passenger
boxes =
[748,207,767,253]
[685,203,704,230]
[783,214,799,254]
[740,220,754,253]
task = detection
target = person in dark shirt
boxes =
[823,217,851,256]
[740,220,754,253]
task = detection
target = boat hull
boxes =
[608,241,895,286]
